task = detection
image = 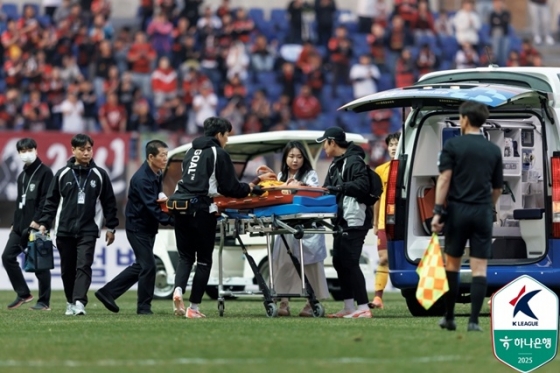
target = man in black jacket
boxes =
[2,138,53,310]
[39,134,119,316]
[317,126,373,318]
[169,116,264,318]
[95,140,174,315]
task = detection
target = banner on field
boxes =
[0,132,131,201]
[0,229,137,291]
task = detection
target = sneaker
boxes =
[368,296,384,309]
[65,302,74,316]
[73,301,86,316]
[30,302,51,311]
[299,303,313,317]
[278,301,290,317]
[95,289,119,313]
[173,288,185,316]
[439,317,457,331]
[343,309,373,318]
[467,322,483,332]
[7,294,34,310]
[185,307,206,319]
[327,309,355,318]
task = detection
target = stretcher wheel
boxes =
[218,299,225,317]
[294,225,304,240]
[265,303,278,318]
[312,303,325,318]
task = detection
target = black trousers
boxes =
[332,229,369,305]
[100,230,156,312]
[2,230,51,305]
[56,235,97,305]
[174,209,217,304]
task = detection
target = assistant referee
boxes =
[431,101,503,332]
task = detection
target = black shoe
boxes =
[95,289,119,313]
[439,317,457,331]
[7,294,34,310]
[137,310,153,315]
[467,322,483,332]
[29,302,51,311]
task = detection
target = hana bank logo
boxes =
[510,285,541,327]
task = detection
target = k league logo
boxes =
[510,285,541,326]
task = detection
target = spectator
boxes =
[434,9,454,36]
[506,50,520,67]
[250,89,271,130]
[147,12,174,59]
[177,35,201,72]
[196,6,222,33]
[519,38,539,66]
[356,0,376,33]
[151,56,178,107]
[349,54,380,99]
[415,43,439,76]
[489,0,511,66]
[181,0,203,27]
[93,40,116,99]
[328,26,353,97]
[223,74,247,100]
[384,15,415,74]
[270,94,294,131]
[54,0,73,24]
[128,31,157,99]
[60,55,83,87]
[391,0,418,28]
[305,54,325,96]
[157,96,187,132]
[220,97,246,135]
[99,92,127,133]
[453,0,481,47]
[22,90,50,131]
[367,22,387,71]
[0,89,23,130]
[373,0,390,28]
[216,0,232,20]
[4,47,24,89]
[171,18,195,68]
[292,85,321,130]
[113,27,132,73]
[528,0,554,45]
[117,72,138,117]
[315,0,337,47]
[103,65,120,96]
[41,68,66,129]
[138,0,155,31]
[287,0,305,44]
[278,61,297,102]
[410,0,435,38]
[395,48,416,87]
[192,82,218,133]
[225,40,250,81]
[60,92,85,133]
[180,66,209,108]
[78,79,98,132]
[455,42,479,69]
[128,94,156,133]
[159,0,178,20]
[250,34,276,72]
[232,8,255,44]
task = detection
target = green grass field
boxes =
[0,291,558,373]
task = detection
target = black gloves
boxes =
[252,185,265,196]
[326,185,343,194]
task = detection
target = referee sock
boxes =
[444,270,459,321]
[469,276,487,325]
[190,303,199,311]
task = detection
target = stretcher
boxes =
[215,190,341,318]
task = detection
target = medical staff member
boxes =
[168,117,264,318]
[432,101,503,332]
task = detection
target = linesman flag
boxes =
[416,233,449,310]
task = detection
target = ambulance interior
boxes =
[409,114,547,265]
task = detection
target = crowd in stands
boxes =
[0,0,546,162]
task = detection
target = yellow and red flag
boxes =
[416,234,449,310]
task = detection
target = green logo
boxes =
[492,275,559,372]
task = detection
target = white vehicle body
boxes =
[152,130,376,299]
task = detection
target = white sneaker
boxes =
[173,288,185,316]
[342,309,373,318]
[73,301,86,316]
[65,302,74,315]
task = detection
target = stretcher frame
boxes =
[216,211,342,318]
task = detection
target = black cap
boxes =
[316,127,346,143]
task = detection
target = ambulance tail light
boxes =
[385,159,400,240]
[551,155,560,238]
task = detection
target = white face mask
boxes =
[19,150,37,165]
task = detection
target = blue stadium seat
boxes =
[248,8,265,26]
[377,75,394,92]
[438,35,459,61]
[2,3,18,19]
[271,8,287,29]
[37,15,50,27]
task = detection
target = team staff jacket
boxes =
[323,143,373,231]
[12,157,54,236]
[171,136,251,204]
[39,158,119,238]
[126,161,174,235]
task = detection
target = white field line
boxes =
[0,356,464,367]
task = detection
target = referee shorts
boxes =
[444,202,493,259]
